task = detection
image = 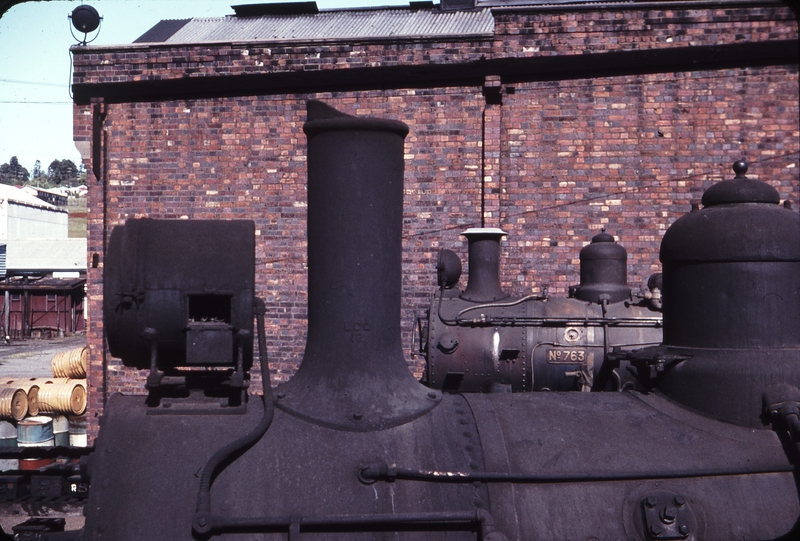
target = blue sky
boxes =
[0,0,407,176]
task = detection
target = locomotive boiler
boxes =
[76,101,798,541]
[420,226,664,394]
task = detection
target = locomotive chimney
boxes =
[274,101,438,431]
[460,228,509,302]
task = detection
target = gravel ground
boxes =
[0,334,86,379]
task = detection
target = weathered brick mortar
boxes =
[74,4,799,441]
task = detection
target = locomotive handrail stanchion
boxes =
[410,311,428,358]
[192,298,275,537]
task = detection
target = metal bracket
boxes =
[145,388,248,416]
[766,397,800,442]
[640,491,696,541]
[144,327,164,389]
[143,327,251,415]
[619,347,690,387]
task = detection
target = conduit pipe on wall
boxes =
[480,75,503,229]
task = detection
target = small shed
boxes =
[0,238,87,339]
[29,186,69,207]
[0,276,86,339]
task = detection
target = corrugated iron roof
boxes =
[0,185,63,213]
[135,8,494,44]
[135,19,192,43]
[5,239,87,273]
[0,276,86,290]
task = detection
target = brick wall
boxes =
[73,2,799,440]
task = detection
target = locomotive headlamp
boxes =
[436,248,462,289]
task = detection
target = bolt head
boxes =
[645,496,658,508]
[674,495,686,507]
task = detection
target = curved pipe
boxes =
[193,298,275,536]
[437,288,548,327]
[359,462,796,485]
[455,293,548,320]
[437,286,661,329]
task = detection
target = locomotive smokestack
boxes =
[274,101,438,431]
[461,228,509,302]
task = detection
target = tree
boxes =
[47,159,79,186]
[31,160,44,181]
[77,163,87,185]
[0,156,29,185]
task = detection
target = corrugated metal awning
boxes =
[0,276,86,291]
[134,8,494,44]
[5,239,87,274]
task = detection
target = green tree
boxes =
[47,159,79,186]
[77,163,87,185]
[31,160,43,181]
[0,156,30,185]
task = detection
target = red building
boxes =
[0,276,86,339]
[70,0,799,439]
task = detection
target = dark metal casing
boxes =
[460,229,509,303]
[273,100,435,431]
[425,230,660,392]
[658,162,800,427]
[83,111,799,541]
[572,230,631,304]
[104,218,255,371]
[427,294,662,392]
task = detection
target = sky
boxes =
[0,0,408,176]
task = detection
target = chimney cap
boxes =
[462,227,507,237]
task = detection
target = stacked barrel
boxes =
[0,346,88,465]
[50,346,88,379]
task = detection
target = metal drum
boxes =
[0,421,18,471]
[17,416,54,447]
[50,415,70,447]
[69,415,88,447]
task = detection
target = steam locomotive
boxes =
[74,100,797,541]
[419,225,664,394]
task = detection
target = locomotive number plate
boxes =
[546,348,586,364]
